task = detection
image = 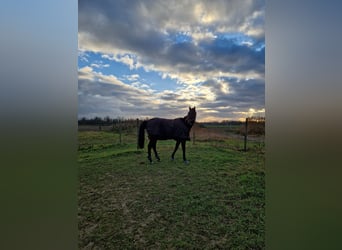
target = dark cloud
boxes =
[79,0,168,55]
[159,92,181,101]
[165,42,200,66]
[201,78,264,111]
[199,38,265,74]
[78,0,265,121]
[79,0,264,75]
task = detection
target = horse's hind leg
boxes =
[152,140,160,162]
[171,140,181,160]
[147,139,153,163]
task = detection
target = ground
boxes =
[78,126,265,249]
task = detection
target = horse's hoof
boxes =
[184,160,190,164]
[171,157,175,161]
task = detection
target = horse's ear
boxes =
[189,106,191,110]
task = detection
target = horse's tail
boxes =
[138,120,147,149]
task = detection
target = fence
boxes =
[78,117,265,152]
[242,117,265,151]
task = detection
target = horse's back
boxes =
[146,118,189,140]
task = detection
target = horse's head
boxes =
[185,106,196,127]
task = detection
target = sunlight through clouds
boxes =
[78,0,265,121]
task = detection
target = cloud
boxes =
[123,74,140,81]
[79,0,264,72]
[102,54,139,70]
[78,67,157,118]
[78,66,264,121]
[78,0,265,121]
[90,63,110,68]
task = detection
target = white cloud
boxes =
[233,108,265,117]
[78,0,265,121]
[124,74,140,81]
[78,49,89,62]
[90,63,110,68]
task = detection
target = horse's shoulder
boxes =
[174,117,186,124]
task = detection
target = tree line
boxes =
[78,116,140,126]
[78,116,265,135]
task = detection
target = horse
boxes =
[138,107,197,164]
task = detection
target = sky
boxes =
[78,0,265,122]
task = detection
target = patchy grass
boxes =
[78,131,265,249]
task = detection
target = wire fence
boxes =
[78,117,265,152]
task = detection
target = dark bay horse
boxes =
[138,107,196,164]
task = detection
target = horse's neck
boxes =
[183,116,193,128]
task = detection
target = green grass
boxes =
[78,131,265,249]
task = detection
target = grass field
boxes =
[78,129,265,249]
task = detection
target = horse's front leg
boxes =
[152,139,160,162]
[171,140,181,160]
[181,140,189,164]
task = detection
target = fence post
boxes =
[244,118,248,151]
[136,118,139,150]
[119,119,122,144]
[192,130,195,145]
